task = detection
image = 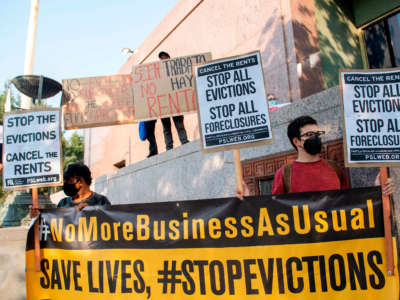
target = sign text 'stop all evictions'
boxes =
[195,51,272,152]
[132,53,212,121]
[340,68,400,167]
[3,109,62,190]
[62,75,134,129]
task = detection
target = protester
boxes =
[57,163,110,209]
[145,119,158,157]
[159,51,189,150]
[30,163,110,217]
[236,115,394,199]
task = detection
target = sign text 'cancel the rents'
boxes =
[3,109,62,189]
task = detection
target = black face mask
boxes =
[303,135,322,155]
[63,182,80,197]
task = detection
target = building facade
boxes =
[86,0,400,201]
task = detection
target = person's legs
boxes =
[161,117,173,150]
[173,115,188,144]
[145,120,158,157]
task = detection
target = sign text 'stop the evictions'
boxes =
[3,109,62,190]
[195,51,272,152]
[62,75,134,129]
[132,52,212,121]
[340,68,400,167]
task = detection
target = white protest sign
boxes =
[194,51,272,152]
[340,68,400,167]
[3,108,62,190]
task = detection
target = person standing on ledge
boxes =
[158,51,189,150]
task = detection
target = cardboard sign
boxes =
[132,52,212,121]
[26,187,399,299]
[3,109,62,190]
[340,68,400,167]
[194,51,272,152]
[62,75,134,129]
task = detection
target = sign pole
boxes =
[380,167,394,276]
[32,188,40,272]
[234,149,244,199]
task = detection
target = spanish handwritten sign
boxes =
[340,68,400,167]
[132,52,212,121]
[3,109,62,190]
[26,187,399,299]
[62,75,134,129]
[194,51,272,152]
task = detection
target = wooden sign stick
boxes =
[32,187,41,272]
[380,167,394,276]
[234,149,244,199]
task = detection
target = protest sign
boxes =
[194,51,272,152]
[26,187,399,299]
[132,52,212,121]
[62,75,134,129]
[3,109,62,190]
[340,68,400,167]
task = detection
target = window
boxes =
[258,178,274,195]
[363,12,400,68]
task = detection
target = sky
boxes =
[0,0,178,108]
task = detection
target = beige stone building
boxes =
[85,0,400,201]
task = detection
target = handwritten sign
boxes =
[62,75,134,129]
[3,109,62,190]
[132,52,212,121]
[340,68,400,167]
[194,51,272,152]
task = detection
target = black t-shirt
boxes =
[57,192,111,208]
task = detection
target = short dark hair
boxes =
[158,51,170,59]
[287,116,317,150]
[64,163,92,185]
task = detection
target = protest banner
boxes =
[26,187,398,299]
[339,68,400,167]
[62,75,134,129]
[194,51,272,153]
[132,52,212,121]
[3,108,62,190]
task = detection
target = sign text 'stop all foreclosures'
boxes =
[132,53,212,121]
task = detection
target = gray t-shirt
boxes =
[57,192,110,208]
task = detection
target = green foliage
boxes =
[62,132,84,169]
[0,83,21,123]
[49,132,84,194]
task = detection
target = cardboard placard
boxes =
[339,68,400,167]
[3,108,62,190]
[62,75,134,129]
[194,51,273,152]
[132,52,212,121]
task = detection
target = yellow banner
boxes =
[26,237,398,299]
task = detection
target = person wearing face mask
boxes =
[57,163,110,209]
[271,116,349,194]
[236,115,394,199]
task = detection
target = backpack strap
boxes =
[326,160,343,184]
[282,163,292,193]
